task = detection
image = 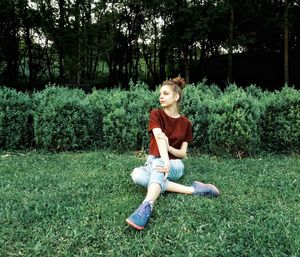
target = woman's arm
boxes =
[153,129,188,159]
[168,142,188,159]
[152,128,170,179]
[156,131,188,159]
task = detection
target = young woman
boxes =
[126,76,220,230]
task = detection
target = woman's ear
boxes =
[175,93,180,101]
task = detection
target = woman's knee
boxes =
[168,160,184,181]
[131,168,140,183]
[131,167,149,187]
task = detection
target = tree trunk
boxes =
[199,39,207,78]
[153,22,158,81]
[283,0,289,85]
[75,0,81,86]
[25,25,34,84]
[183,43,190,84]
[7,19,19,86]
[128,37,133,82]
[227,5,234,83]
[45,40,53,81]
[92,56,99,81]
[142,44,157,83]
[134,44,140,81]
[58,49,64,81]
[170,49,175,76]
[86,0,93,81]
[159,43,166,82]
[58,0,65,81]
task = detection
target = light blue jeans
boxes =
[131,155,184,193]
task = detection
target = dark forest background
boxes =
[0,0,299,91]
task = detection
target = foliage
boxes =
[33,86,94,151]
[208,84,261,157]
[260,86,300,153]
[1,83,299,155]
[86,89,110,148]
[102,82,159,150]
[0,151,299,256]
[1,0,300,89]
[245,84,265,99]
[181,82,221,152]
[0,87,33,149]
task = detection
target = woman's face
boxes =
[159,85,179,108]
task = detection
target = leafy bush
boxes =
[181,82,220,152]
[1,83,299,155]
[102,82,158,150]
[208,85,261,157]
[34,86,94,151]
[260,86,300,153]
[0,87,33,149]
[245,84,265,99]
[86,89,110,148]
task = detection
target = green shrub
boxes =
[0,87,33,149]
[245,84,265,99]
[102,82,158,150]
[208,85,261,157]
[86,89,110,148]
[260,86,300,153]
[182,82,220,152]
[1,83,299,155]
[34,86,94,151]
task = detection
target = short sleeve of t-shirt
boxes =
[185,120,193,143]
[148,109,162,132]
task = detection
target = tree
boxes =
[284,0,289,84]
[0,0,20,86]
[1,0,300,89]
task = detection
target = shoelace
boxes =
[195,190,210,196]
[194,184,211,195]
[135,203,151,217]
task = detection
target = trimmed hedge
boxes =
[34,87,94,151]
[260,86,300,154]
[0,83,299,156]
[101,82,159,150]
[0,87,33,149]
[86,89,109,148]
[208,85,261,157]
[181,82,221,152]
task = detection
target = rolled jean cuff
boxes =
[148,171,167,192]
[131,155,184,193]
[148,157,168,193]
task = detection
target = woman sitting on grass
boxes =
[126,76,220,230]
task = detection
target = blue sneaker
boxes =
[192,181,220,197]
[126,201,152,230]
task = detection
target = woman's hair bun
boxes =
[171,76,186,89]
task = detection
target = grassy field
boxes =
[0,150,299,257]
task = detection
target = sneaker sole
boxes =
[126,218,144,230]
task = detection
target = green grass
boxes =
[0,150,299,257]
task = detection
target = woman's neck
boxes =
[163,106,180,118]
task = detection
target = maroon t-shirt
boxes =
[148,109,193,159]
